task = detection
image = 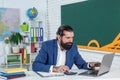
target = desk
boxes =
[1,49,120,80]
[3,68,120,80]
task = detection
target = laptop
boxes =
[79,53,115,77]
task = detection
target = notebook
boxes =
[36,72,64,77]
[79,53,115,77]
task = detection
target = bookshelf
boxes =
[5,20,43,67]
[5,20,44,67]
[21,20,43,65]
[30,20,43,64]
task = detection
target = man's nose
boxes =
[69,38,73,42]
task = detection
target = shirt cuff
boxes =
[87,63,90,68]
[49,65,53,72]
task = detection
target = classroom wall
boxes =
[0,0,50,41]
[47,0,87,39]
[0,0,87,41]
[0,0,46,24]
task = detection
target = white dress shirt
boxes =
[49,42,90,72]
[50,42,66,72]
[56,43,66,66]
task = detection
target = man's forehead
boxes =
[63,31,74,37]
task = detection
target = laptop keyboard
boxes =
[79,70,99,75]
[88,70,99,75]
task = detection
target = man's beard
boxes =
[60,40,73,50]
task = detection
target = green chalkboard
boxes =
[61,0,120,47]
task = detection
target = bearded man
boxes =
[32,24,101,72]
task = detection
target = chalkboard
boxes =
[61,0,120,47]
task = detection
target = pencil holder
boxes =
[22,22,29,32]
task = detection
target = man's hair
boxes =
[56,24,74,36]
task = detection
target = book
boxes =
[4,68,27,73]
[36,27,39,42]
[30,27,34,42]
[7,54,21,65]
[20,48,28,64]
[26,54,30,63]
[36,72,64,77]
[33,27,36,42]
[31,42,35,53]
[0,72,26,80]
[23,48,27,64]
[7,74,26,79]
[20,48,24,64]
[0,72,25,77]
[40,27,43,42]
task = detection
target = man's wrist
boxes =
[53,66,58,72]
[88,63,94,69]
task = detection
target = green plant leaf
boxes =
[10,32,23,45]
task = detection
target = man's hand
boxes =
[89,62,101,68]
[53,65,70,72]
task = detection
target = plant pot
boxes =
[12,46,20,54]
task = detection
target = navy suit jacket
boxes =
[32,39,89,72]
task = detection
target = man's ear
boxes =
[57,35,61,40]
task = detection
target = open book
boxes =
[36,72,64,77]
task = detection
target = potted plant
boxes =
[9,32,23,53]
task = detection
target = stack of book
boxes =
[0,68,27,79]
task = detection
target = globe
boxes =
[27,7,38,19]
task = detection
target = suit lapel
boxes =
[65,50,72,66]
[53,40,58,65]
